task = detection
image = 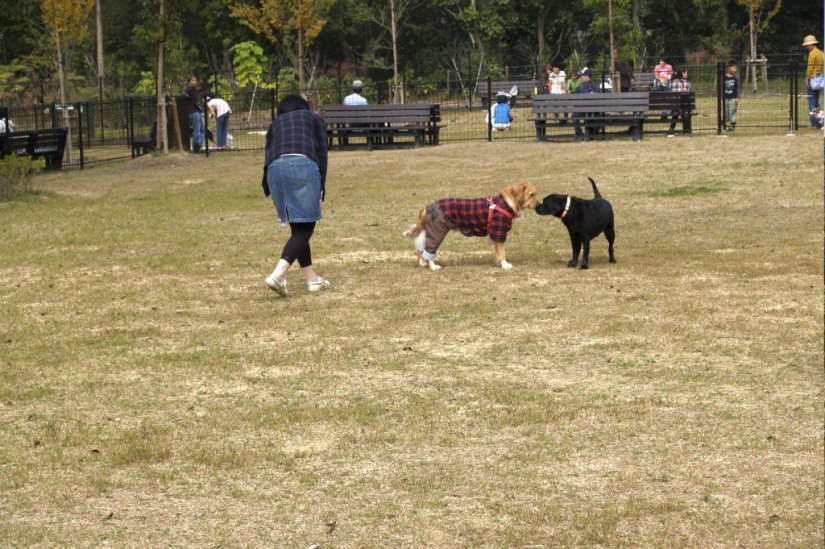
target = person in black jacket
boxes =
[262,95,330,297]
[185,76,204,152]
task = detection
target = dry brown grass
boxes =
[0,132,822,547]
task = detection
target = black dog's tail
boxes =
[588,176,602,199]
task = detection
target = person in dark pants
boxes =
[185,76,204,152]
[667,70,691,136]
[615,59,634,92]
[573,69,599,139]
[262,95,331,297]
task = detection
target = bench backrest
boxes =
[532,92,649,115]
[633,72,655,89]
[1,132,35,155]
[477,79,540,98]
[648,91,696,111]
[321,104,435,125]
[1,128,68,151]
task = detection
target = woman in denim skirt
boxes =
[262,95,331,297]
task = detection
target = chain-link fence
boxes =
[0,62,810,170]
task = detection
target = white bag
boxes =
[811,74,825,91]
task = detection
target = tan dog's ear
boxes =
[517,182,539,209]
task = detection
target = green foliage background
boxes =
[0,0,818,103]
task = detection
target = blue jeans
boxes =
[188,111,204,152]
[216,113,230,147]
[808,86,821,127]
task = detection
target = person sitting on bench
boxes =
[343,80,368,106]
[667,70,691,136]
[573,69,598,138]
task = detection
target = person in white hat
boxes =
[343,79,368,106]
[803,35,823,128]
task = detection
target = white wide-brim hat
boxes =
[802,35,819,46]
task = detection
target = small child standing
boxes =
[722,60,741,131]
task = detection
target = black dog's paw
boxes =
[609,258,617,263]
[567,260,577,268]
[580,264,589,270]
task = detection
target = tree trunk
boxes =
[391,0,400,103]
[537,8,545,66]
[156,0,167,153]
[298,28,305,97]
[748,4,758,93]
[96,0,104,142]
[608,0,616,86]
[56,34,73,162]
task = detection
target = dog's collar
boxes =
[560,196,571,219]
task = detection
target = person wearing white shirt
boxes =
[343,80,368,106]
[206,96,232,149]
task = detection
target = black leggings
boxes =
[281,222,315,267]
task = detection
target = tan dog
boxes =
[403,182,539,270]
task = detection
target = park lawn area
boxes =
[0,133,822,546]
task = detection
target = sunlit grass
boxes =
[0,134,822,546]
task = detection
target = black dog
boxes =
[535,177,616,269]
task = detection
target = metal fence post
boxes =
[203,92,209,157]
[487,75,492,142]
[716,61,724,135]
[789,62,796,134]
[791,61,799,132]
[128,97,135,158]
[77,102,84,169]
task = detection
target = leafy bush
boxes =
[0,154,42,200]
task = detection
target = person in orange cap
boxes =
[803,35,824,128]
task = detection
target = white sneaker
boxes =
[265,273,288,296]
[307,276,331,293]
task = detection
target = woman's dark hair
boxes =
[672,70,683,80]
[277,95,310,116]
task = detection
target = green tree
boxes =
[230,0,337,95]
[40,0,95,105]
[231,41,269,118]
[583,0,641,72]
[737,0,781,90]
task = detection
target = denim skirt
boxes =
[266,155,322,223]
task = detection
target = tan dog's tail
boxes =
[403,208,428,251]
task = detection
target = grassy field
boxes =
[1,132,823,546]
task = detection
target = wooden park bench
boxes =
[321,104,442,150]
[645,91,697,134]
[633,72,655,90]
[531,92,649,141]
[477,79,540,108]
[0,128,69,169]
